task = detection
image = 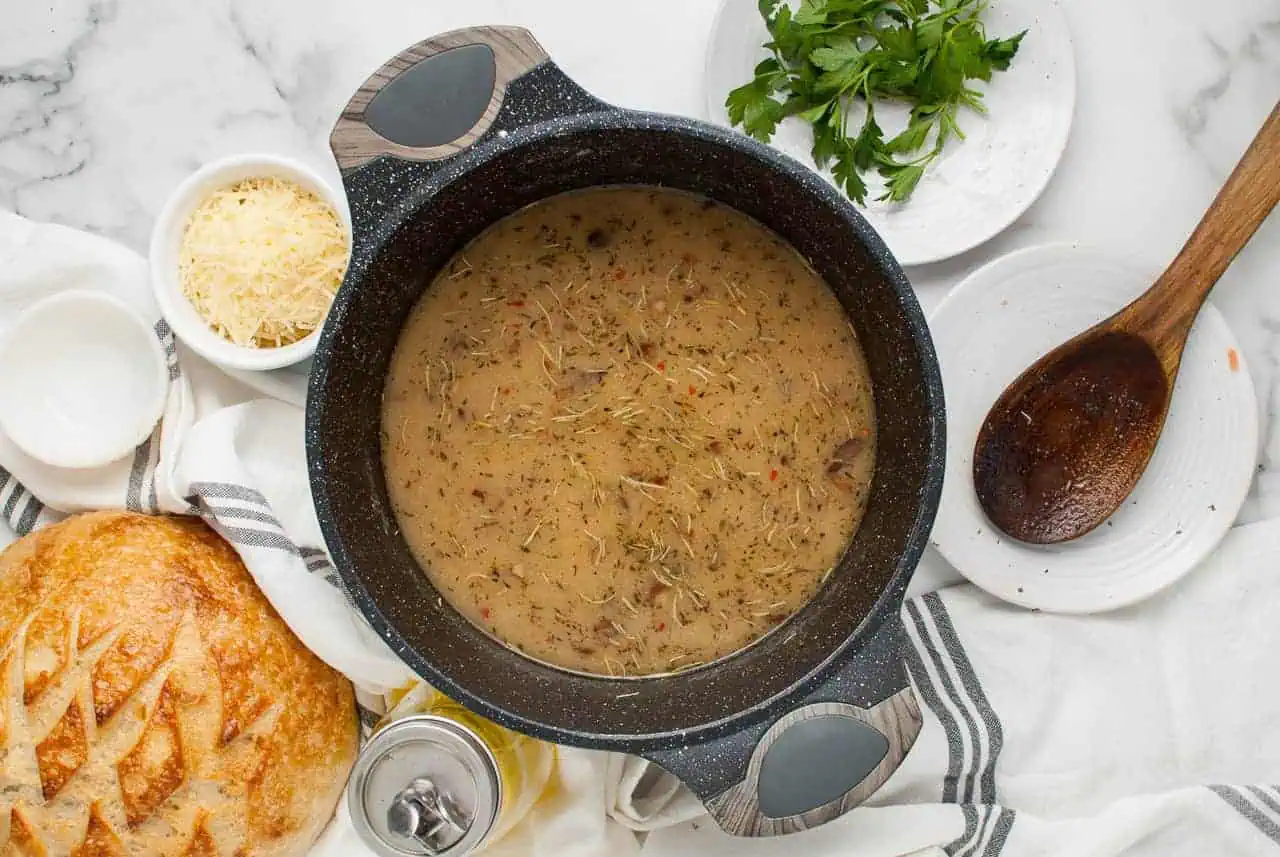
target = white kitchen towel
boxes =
[635,516,1280,856]
[0,210,194,528]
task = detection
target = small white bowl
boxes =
[148,153,352,372]
[0,291,169,469]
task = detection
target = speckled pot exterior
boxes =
[307,57,945,788]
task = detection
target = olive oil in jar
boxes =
[349,683,556,857]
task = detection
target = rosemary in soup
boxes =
[381,187,875,677]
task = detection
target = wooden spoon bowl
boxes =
[974,102,1280,544]
[974,330,1168,544]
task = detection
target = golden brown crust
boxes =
[0,513,359,857]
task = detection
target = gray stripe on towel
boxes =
[2,484,25,523]
[299,547,339,580]
[907,599,982,803]
[126,437,152,512]
[925,593,1005,804]
[192,492,302,557]
[15,495,43,536]
[206,522,302,556]
[981,807,1015,856]
[155,318,181,380]
[944,804,980,856]
[1247,787,1280,822]
[146,432,160,514]
[1210,785,1280,846]
[958,803,996,857]
[0,469,10,496]
[189,481,270,506]
[903,605,966,804]
[208,505,285,528]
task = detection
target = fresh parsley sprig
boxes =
[726,0,1026,204]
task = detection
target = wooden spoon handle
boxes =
[1124,101,1280,362]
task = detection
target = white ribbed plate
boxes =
[929,244,1258,613]
[702,0,1076,266]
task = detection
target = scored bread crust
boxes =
[0,512,359,857]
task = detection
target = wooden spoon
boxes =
[974,102,1280,545]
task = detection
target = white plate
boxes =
[702,0,1077,266]
[929,244,1258,613]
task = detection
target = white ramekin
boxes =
[0,290,169,469]
[148,153,352,372]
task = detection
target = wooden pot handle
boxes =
[330,26,552,172]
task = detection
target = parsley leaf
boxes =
[832,150,870,203]
[849,106,884,171]
[810,110,842,169]
[984,30,1027,70]
[886,114,934,154]
[792,0,831,27]
[725,0,1026,204]
[726,80,786,141]
[810,39,864,72]
[878,161,927,202]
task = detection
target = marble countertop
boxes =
[2,0,1277,529]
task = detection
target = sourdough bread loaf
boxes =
[0,512,359,857]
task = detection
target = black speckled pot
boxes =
[308,27,945,837]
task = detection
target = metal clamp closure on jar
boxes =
[387,777,469,854]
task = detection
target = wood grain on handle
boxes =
[704,689,921,837]
[330,26,549,172]
[1120,101,1280,371]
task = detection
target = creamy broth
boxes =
[382,188,875,676]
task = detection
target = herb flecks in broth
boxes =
[382,187,876,676]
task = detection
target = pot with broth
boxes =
[382,187,875,677]
[318,28,945,835]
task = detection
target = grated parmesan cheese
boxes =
[178,176,348,348]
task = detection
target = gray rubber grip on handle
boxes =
[706,690,920,836]
[757,708,889,817]
[330,26,551,172]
